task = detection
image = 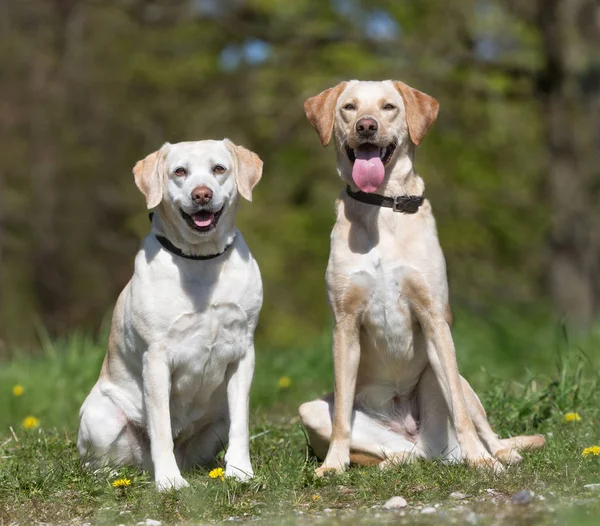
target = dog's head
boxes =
[305,80,439,193]
[133,139,262,244]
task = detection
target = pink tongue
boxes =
[192,212,214,228]
[352,147,385,193]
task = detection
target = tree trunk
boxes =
[538,0,600,327]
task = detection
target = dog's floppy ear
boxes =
[393,81,439,146]
[133,144,169,209]
[304,81,348,147]
[226,140,263,202]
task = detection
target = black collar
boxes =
[149,212,234,261]
[155,234,233,261]
[346,186,424,214]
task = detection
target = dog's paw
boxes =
[155,473,189,492]
[315,461,347,478]
[494,448,523,466]
[225,463,254,482]
[315,445,350,477]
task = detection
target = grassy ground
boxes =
[1,310,599,524]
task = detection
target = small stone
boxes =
[383,496,408,509]
[485,488,499,496]
[511,490,534,505]
[421,507,436,514]
[584,484,600,491]
[145,520,162,526]
[323,508,333,513]
[450,491,467,500]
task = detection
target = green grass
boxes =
[1,310,600,524]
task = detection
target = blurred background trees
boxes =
[0,0,598,354]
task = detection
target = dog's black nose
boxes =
[356,117,378,136]
[191,185,213,205]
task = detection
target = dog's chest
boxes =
[164,275,252,406]
[167,298,247,425]
[360,255,416,360]
[170,299,247,374]
[130,245,262,427]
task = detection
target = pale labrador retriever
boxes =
[299,80,544,476]
[78,139,263,491]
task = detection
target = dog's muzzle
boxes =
[180,207,223,234]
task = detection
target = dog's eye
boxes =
[174,167,187,176]
[213,164,226,175]
[342,103,356,111]
[383,103,396,111]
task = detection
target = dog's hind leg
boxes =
[78,385,146,469]
[299,396,423,469]
[499,434,545,451]
[460,377,544,464]
[460,376,522,465]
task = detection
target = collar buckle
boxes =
[393,196,404,213]
[393,195,423,213]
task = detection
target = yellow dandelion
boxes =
[582,446,600,457]
[209,467,225,481]
[311,494,321,501]
[564,412,581,422]
[12,385,24,397]
[278,376,291,389]
[22,416,40,430]
[112,478,131,488]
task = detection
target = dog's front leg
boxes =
[316,314,361,477]
[407,274,500,471]
[224,344,255,481]
[143,346,189,491]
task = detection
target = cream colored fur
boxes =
[299,80,544,476]
[77,140,263,491]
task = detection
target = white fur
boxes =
[78,140,262,490]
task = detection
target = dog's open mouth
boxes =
[180,207,223,233]
[345,143,396,166]
[344,143,397,193]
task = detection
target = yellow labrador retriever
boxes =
[299,80,544,476]
[78,139,263,490]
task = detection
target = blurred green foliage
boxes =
[0,0,598,352]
